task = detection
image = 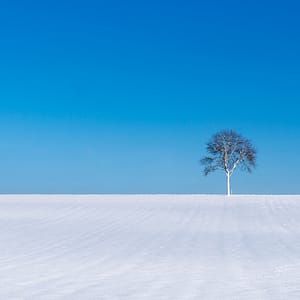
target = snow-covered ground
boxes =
[0,195,300,299]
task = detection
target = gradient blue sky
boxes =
[0,0,299,194]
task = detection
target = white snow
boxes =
[0,194,300,299]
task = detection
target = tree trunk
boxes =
[227,174,231,196]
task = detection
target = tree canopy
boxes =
[201,130,256,195]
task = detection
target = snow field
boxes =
[0,195,299,299]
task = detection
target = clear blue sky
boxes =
[0,0,299,194]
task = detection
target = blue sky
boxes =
[0,0,299,194]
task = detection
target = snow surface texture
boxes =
[0,195,300,299]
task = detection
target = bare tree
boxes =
[201,130,256,195]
